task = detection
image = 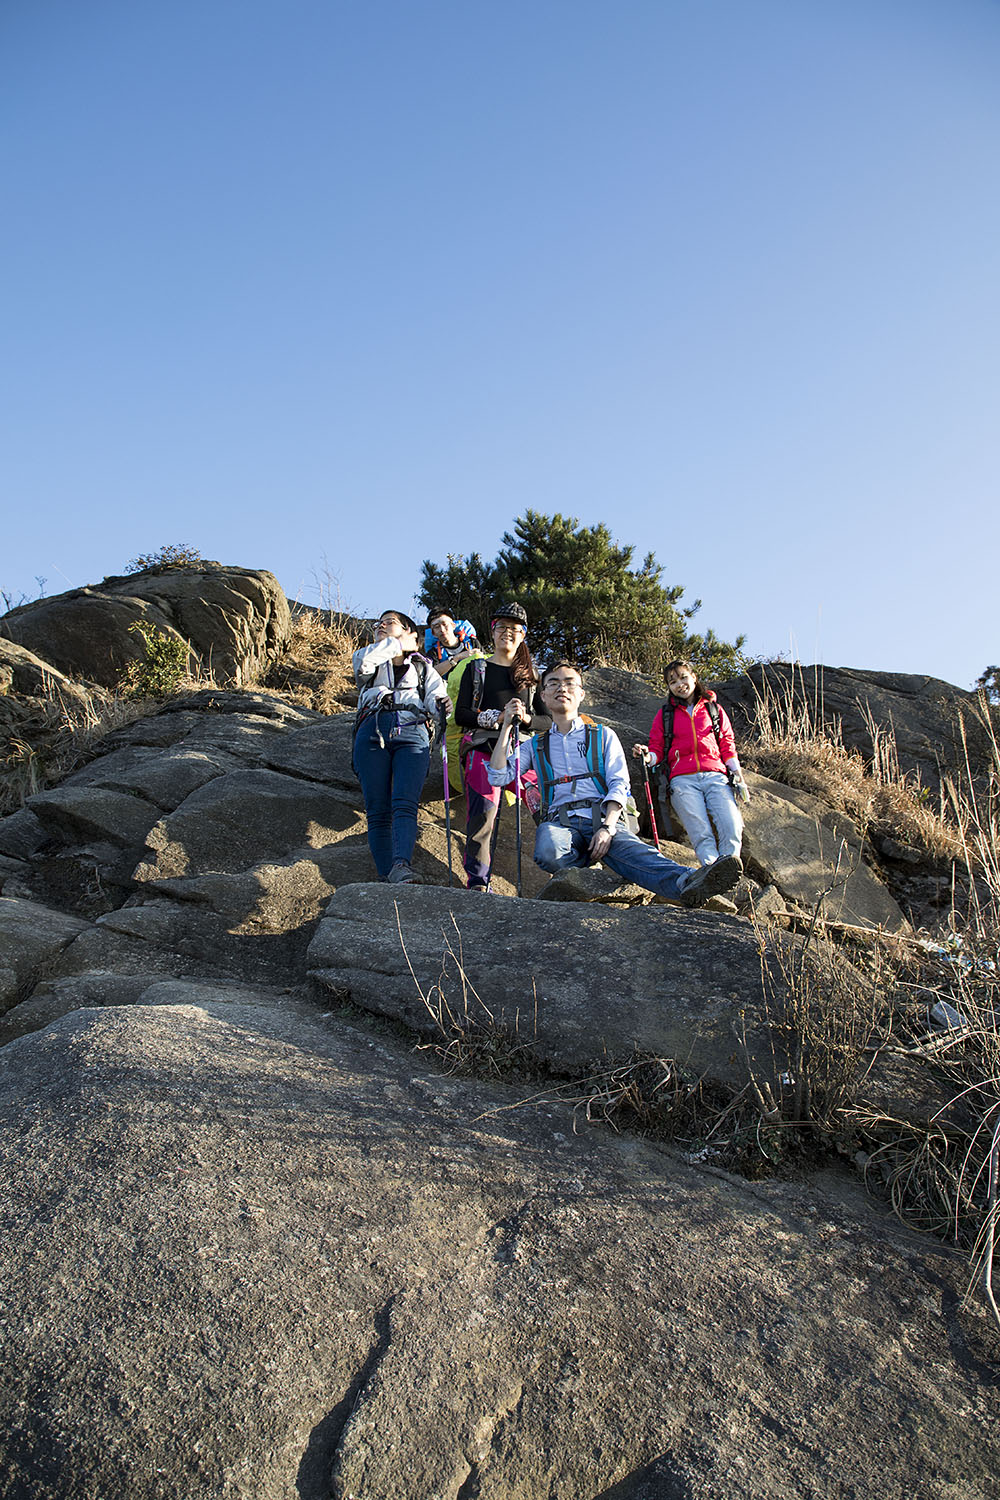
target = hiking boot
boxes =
[678,855,743,908]
[387,861,422,885]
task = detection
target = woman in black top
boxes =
[454,602,546,890]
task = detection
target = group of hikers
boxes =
[351,603,752,909]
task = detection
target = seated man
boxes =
[487,661,742,907]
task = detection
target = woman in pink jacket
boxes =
[632,659,749,868]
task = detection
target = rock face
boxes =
[0,563,290,688]
[0,691,541,1011]
[0,672,994,1498]
[742,772,908,931]
[307,883,769,1083]
[0,896,88,1009]
[0,636,92,704]
[0,1002,995,1500]
[715,661,979,789]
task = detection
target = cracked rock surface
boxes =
[0,1002,996,1500]
[0,675,997,1498]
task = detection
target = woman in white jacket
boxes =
[352,610,449,884]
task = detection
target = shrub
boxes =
[124,543,203,574]
[120,620,191,698]
[976,665,1000,704]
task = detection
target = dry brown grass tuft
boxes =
[1,688,153,816]
[742,675,962,864]
[264,606,360,713]
[398,908,545,1080]
[740,921,889,1131]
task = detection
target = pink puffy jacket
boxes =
[648,691,737,779]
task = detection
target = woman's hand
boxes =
[502,698,531,728]
[631,742,651,762]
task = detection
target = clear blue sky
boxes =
[3,0,998,687]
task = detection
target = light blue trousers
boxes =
[668,771,743,866]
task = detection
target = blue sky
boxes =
[2,0,998,687]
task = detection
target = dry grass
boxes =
[740,923,889,1131]
[1,688,154,816]
[264,606,361,713]
[833,705,1000,1326]
[742,675,962,864]
[398,908,545,1081]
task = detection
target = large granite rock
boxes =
[26,785,164,850]
[0,1003,994,1500]
[307,883,769,1083]
[0,563,291,689]
[716,662,980,789]
[0,895,89,1012]
[742,773,908,931]
[132,768,362,880]
[0,636,92,706]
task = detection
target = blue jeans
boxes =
[533,815,694,899]
[668,771,743,866]
[352,713,430,879]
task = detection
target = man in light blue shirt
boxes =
[488,661,742,906]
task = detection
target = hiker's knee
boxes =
[533,823,575,871]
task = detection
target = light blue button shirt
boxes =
[486,717,630,813]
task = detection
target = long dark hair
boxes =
[663,658,709,704]
[509,640,538,691]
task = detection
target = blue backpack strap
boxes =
[582,723,608,794]
[533,724,611,816]
[532,729,556,812]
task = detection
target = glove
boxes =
[477,708,502,729]
[731,776,750,805]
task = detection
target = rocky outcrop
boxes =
[307,883,770,1084]
[0,562,291,689]
[0,636,92,705]
[716,661,980,789]
[741,772,908,931]
[0,895,89,1010]
[0,663,993,1497]
[0,1002,995,1500]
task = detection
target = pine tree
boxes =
[418,511,746,678]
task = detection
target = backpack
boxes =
[441,653,487,795]
[531,721,639,834]
[353,655,433,743]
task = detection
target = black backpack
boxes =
[353,655,432,741]
[657,694,724,777]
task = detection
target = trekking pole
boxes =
[484,790,503,894]
[439,703,454,886]
[641,754,661,852]
[513,719,523,898]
